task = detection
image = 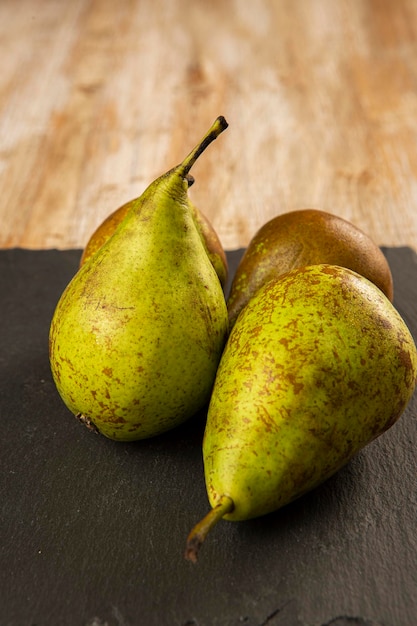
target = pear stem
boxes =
[184,495,234,563]
[178,116,228,178]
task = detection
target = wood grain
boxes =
[2,0,417,251]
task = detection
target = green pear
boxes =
[185,264,417,561]
[49,116,229,441]
[79,196,229,290]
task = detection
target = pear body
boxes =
[227,209,394,327]
[50,171,228,441]
[80,199,228,289]
[204,264,417,521]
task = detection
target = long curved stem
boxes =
[185,495,234,563]
[178,116,228,178]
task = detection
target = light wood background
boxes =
[2,0,417,252]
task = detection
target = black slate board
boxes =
[1,247,417,626]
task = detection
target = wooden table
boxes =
[2,0,417,252]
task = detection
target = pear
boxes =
[185,264,417,562]
[49,116,229,441]
[80,196,229,289]
[227,209,394,328]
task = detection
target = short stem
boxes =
[184,495,234,563]
[178,116,228,178]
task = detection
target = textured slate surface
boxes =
[1,247,417,626]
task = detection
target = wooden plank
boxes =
[1,0,417,250]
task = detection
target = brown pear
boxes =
[227,209,394,327]
[80,194,228,289]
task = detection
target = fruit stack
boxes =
[48,118,417,563]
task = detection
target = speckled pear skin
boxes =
[227,209,394,328]
[79,199,229,290]
[204,264,417,521]
[49,118,229,441]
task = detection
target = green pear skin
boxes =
[79,197,229,290]
[203,264,417,522]
[49,117,229,441]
